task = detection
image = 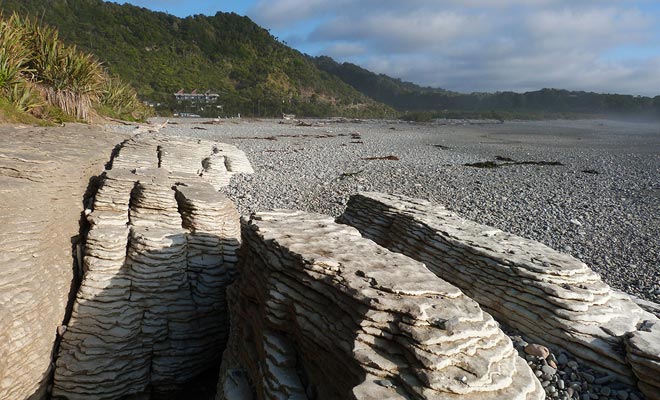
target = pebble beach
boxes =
[106,117,660,399]
[127,118,660,303]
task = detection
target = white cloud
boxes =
[249,0,341,28]
[248,0,660,95]
[311,11,482,53]
[322,42,367,58]
[526,7,651,49]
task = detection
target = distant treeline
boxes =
[313,56,660,119]
[399,110,597,123]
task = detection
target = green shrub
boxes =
[0,12,143,123]
[8,80,43,112]
[100,75,138,113]
[0,14,31,90]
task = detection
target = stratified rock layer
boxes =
[626,320,660,400]
[0,125,127,400]
[340,192,659,396]
[217,210,544,400]
[52,133,249,399]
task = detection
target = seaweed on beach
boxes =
[339,169,365,179]
[363,155,399,161]
[465,159,564,169]
[465,161,499,168]
[516,160,564,166]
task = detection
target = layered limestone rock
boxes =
[217,210,544,400]
[110,134,253,187]
[0,125,128,400]
[626,320,660,400]
[340,192,659,393]
[52,133,248,399]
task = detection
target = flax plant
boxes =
[0,12,142,122]
[0,14,44,113]
[0,14,30,90]
[8,81,43,112]
[24,20,104,121]
[39,47,104,120]
[100,74,140,116]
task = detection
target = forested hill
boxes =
[313,56,458,111]
[0,0,395,117]
[313,56,660,119]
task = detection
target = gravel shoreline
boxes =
[119,117,659,303]
[107,117,659,399]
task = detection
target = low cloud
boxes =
[322,42,367,58]
[310,11,481,53]
[250,0,660,95]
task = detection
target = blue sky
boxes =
[111,1,660,96]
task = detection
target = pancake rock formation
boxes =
[0,125,128,400]
[626,320,660,400]
[339,192,660,398]
[52,133,250,399]
[217,210,544,400]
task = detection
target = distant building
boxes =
[174,89,219,103]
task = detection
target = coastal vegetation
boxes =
[0,0,395,118]
[1,0,657,120]
[0,11,147,123]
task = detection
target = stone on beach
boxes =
[525,344,550,359]
[3,119,658,400]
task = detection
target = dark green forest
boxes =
[314,56,660,120]
[0,0,395,117]
[2,0,658,120]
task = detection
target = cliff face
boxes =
[0,124,128,399]
[217,210,544,400]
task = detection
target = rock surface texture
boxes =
[52,133,250,399]
[626,320,660,400]
[340,192,660,398]
[0,125,128,400]
[217,210,544,400]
